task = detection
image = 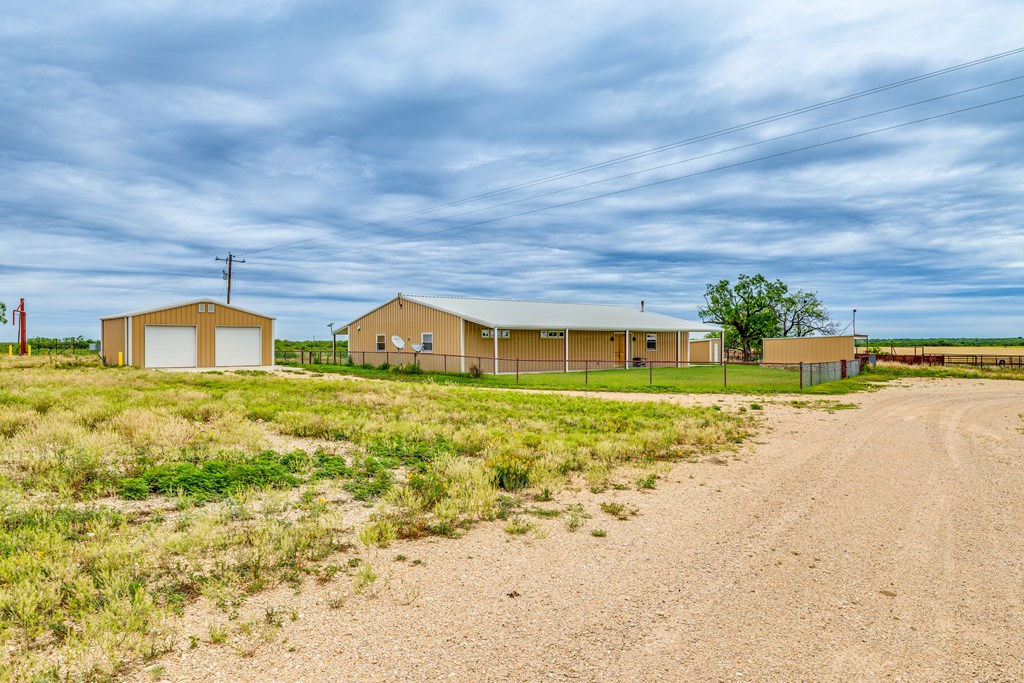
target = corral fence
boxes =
[858,352,1024,369]
[800,358,863,389]
[277,349,822,389]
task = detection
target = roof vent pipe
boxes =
[641,300,645,312]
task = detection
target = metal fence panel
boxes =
[801,359,860,387]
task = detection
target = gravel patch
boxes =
[130,378,1024,682]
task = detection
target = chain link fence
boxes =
[800,359,861,388]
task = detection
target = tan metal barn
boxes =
[100,299,275,369]
[689,338,722,363]
[762,335,857,364]
[341,294,720,373]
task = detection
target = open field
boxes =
[882,345,1024,355]
[0,357,748,682]
[127,377,1024,682]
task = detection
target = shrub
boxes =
[488,454,533,492]
[406,467,449,508]
[468,365,483,379]
[119,477,150,500]
[138,454,298,501]
[395,363,423,375]
[635,473,657,490]
[344,457,392,501]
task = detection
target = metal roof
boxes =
[373,295,721,332]
[100,298,275,321]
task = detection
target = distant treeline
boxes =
[274,339,349,351]
[0,336,98,349]
[869,338,1024,347]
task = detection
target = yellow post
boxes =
[118,351,123,366]
[27,345,31,356]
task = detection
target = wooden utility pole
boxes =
[215,253,245,304]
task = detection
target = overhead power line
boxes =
[245,75,1024,261]
[61,45,1024,308]
[237,45,1024,261]
[254,92,1024,267]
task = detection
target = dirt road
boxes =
[142,378,1024,682]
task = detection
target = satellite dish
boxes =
[391,335,406,349]
[412,344,423,353]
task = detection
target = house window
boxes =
[421,332,433,352]
[207,304,215,313]
[498,329,510,339]
[646,334,657,351]
[376,334,386,352]
[198,304,206,312]
[481,329,493,338]
[540,330,565,339]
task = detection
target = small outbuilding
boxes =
[689,337,722,363]
[762,334,859,364]
[100,299,275,369]
[341,294,720,373]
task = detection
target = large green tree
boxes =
[698,274,785,361]
[698,275,836,360]
[773,289,838,338]
[0,301,6,325]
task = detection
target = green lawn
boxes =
[297,361,890,395]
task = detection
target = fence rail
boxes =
[277,348,732,376]
[275,349,826,390]
[858,353,1024,368]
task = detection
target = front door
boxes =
[614,333,626,368]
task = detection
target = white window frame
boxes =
[646,333,657,351]
[198,303,206,312]
[541,330,564,339]
[481,329,493,338]
[376,334,386,352]
[208,304,215,313]
[421,332,434,352]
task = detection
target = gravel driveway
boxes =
[136,378,1024,682]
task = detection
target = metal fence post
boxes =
[649,361,653,385]
[800,362,803,390]
[585,360,588,385]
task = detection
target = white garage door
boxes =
[215,326,262,367]
[144,326,197,368]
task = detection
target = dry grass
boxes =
[0,357,749,681]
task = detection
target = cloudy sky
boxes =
[2,0,1023,340]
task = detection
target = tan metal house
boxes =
[341,294,720,373]
[762,335,857,364]
[100,299,275,369]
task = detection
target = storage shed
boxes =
[100,299,275,369]
[341,294,720,373]
[762,335,857,364]
[689,338,722,363]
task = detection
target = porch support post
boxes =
[564,328,569,372]
[460,319,466,373]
